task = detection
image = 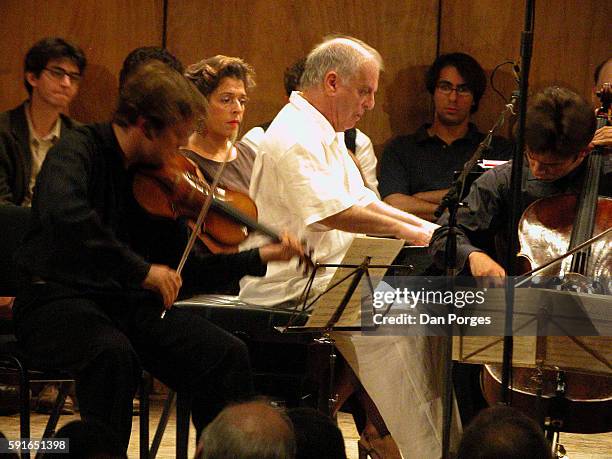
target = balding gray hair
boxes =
[198,400,296,459]
[300,35,383,89]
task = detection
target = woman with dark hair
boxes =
[182,55,257,195]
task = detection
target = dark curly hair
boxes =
[283,57,306,96]
[525,87,596,158]
[184,55,255,98]
[425,52,486,113]
[24,37,87,95]
[119,46,184,89]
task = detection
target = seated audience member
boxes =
[118,46,184,90]
[195,400,296,459]
[40,419,126,458]
[0,37,86,206]
[591,55,611,148]
[457,406,552,459]
[379,52,513,221]
[287,407,346,459]
[0,36,86,415]
[12,61,305,452]
[182,55,257,195]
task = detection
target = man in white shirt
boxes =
[239,36,456,458]
[240,36,435,306]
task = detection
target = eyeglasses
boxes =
[218,94,249,108]
[43,67,82,84]
[436,81,472,97]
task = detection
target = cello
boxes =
[482,85,612,436]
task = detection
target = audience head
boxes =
[23,37,86,108]
[284,57,306,97]
[593,56,612,87]
[196,399,296,459]
[287,407,346,459]
[300,35,382,131]
[457,406,551,459]
[592,56,611,109]
[40,419,126,458]
[118,46,184,89]
[425,52,486,114]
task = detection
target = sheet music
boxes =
[305,236,405,328]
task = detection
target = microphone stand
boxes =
[501,0,535,405]
[436,92,518,458]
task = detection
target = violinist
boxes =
[12,61,306,452]
[182,55,256,195]
[430,86,611,277]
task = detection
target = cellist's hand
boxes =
[259,231,307,263]
[590,125,612,150]
[142,264,182,309]
[468,252,506,278]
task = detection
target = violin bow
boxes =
[161,134,236,319]
[515,227,612,288]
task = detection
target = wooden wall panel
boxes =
[166,0,439,153]
[0,0,163,123]
[439,0,612,134]
[1,1,607,148]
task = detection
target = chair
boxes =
[0,205,152,458]
[0,205,71,458]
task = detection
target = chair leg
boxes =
[149,389,176,459]
[176,392,191,459]
[139,373,151,459]
[41,381,70,439]
[13,356,31,459]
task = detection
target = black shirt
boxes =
[16,122,266,294]
[378,123,514,198]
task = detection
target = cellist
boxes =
[430,86,611,276]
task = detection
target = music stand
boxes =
[276,236,405,414]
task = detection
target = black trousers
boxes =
[14,282,253,450]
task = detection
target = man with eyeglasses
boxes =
[0,37,86,415]
[0,37,86,206]
[379,52,513,222]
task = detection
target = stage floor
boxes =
[0,398,609,458]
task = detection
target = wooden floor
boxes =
[0,399,610,458]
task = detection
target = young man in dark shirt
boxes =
[379,53,513,221]
[0,37,86,206]
[12,61,304,451]
[430,86,611,276]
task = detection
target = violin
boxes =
[481,85,612,434]
[132,152,280,253]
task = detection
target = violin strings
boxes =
[176,133,237,275]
